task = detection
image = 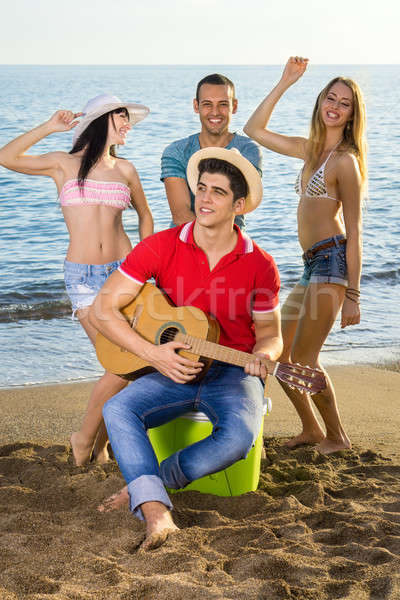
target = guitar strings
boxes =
[156,330,322,391]
[159,330,316,372]
[160,331,317,371]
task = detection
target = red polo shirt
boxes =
[119,222,280,353]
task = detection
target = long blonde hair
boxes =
[307,77,367,189]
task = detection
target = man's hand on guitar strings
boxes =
[147,341,204,384]
[244,353,270,381]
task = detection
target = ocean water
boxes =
[0,64,399,387]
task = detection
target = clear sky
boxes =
[1,0,398,65]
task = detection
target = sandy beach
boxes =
[0,364,399,599]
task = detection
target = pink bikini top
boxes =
[59,179,131,210]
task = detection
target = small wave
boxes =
[0,300,71,322]
[362,268,400,283]
[322,340,398,351]
[0,373,99,390]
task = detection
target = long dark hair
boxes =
[69,109,128,188]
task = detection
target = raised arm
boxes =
[244,56,309,159]
[338,154,363,329]
[0,110,81,178]
[125,163,154,239]
[89,271,203,383]
[164,177,195,226]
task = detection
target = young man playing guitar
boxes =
[89,147,282,550]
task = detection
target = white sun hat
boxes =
[72,93,150,144]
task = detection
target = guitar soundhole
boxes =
[159,327,179,345]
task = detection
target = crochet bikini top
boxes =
[294,145,340,202]
[59,179,131,210]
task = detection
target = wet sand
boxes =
[0,365,399,599]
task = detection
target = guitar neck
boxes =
[176,333,276,375]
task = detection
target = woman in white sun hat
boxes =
[0,93,154,465]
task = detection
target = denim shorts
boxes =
[299,235,347,287]
[64,259,123,315]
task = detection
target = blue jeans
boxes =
[299,235,347,287]
[103,362,264,520]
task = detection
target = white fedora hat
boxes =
[186,147,262,214]
[72,93,150,144]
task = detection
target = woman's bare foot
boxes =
[316,436,352,455]
[92,421,111,464]
[70,432,92,466]
[284,431,325,449]
[91,446,110,465]
[98,486,129,512]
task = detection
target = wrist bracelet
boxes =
[346,287,360,296]
[345,293,360,304]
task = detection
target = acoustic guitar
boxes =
[96,283,326,394]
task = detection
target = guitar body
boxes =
[96,283,220,380]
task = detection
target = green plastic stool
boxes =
[148,398,271,497]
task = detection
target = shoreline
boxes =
[1,364,399,459]
[1,354,399,392]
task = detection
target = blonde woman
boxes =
[244,57,367,454]
[0,94,154,465]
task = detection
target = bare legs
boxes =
[279,284,325,447]
[70,307,128,465]
[70,371,128,465]
[279,283,351,454]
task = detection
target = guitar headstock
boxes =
[275,362,327,394]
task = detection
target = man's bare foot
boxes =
[284,431,325,449]
[98,494,178,550]
[140,527,178,551]
[316,437,352,455]
[70,432,92,466]
[141,502,179,551]
[98,486,129,512]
